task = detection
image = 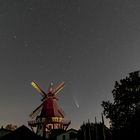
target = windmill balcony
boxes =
[28,117,71,127]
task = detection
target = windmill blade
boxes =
[29,103,43,119]
[31,81,47,97]
[53,81,65,95]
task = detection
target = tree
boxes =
[5,124,17,131]
[102,71,140,140]
[77,120,111,140]
[77,121,95,140]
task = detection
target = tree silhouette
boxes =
[102,71,140,140]
[77,121,94,140]
[77,120,111,140]
[5,124,17,131]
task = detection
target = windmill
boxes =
[28,81,71,138]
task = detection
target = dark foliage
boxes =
[102,71,140,140]
[0,125,46,140]
[77,121,111,140]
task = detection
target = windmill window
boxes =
[52,117,58,122]
[48,125,52,130]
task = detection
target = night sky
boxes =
[1,0,140,129]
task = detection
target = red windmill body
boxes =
[28,81,71,138]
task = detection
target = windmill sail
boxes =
[53,81,65,95]
[31,81,46,97]
[29,103,43,118]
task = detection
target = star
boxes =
[13,35,17,39]
[24,40,32,47]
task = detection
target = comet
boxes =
[73,96,80,108]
